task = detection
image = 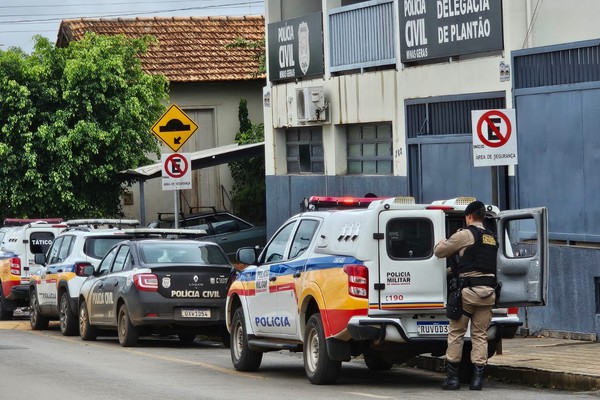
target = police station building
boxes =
[262,0,600,340]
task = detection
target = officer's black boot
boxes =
[469,364,486,390]
[441,362,461,390]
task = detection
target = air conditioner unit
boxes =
[296,86,327,123]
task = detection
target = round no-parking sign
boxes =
[471,109,518,167]
[161,153,192,190]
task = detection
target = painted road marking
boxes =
[5,325,265,380]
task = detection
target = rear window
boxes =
[85,237,129,259]
[387,218,433,259]
[140,243,229,265]
[29,232,55,255]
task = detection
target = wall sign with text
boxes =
[399,0,503,63]
[268,12,324,82]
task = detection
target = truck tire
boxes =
[118,304,139,347]
[29,288,49,330]
[304,313,341,384]
[230,307,262,371]
[0,288,14,320]
[59,291,78,336]
[79,300,97,341]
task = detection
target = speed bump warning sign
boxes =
[151,104,198,152]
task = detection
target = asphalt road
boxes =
[0,319,599,400]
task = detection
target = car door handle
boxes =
[269,276,277,282]
[293,271,301,278]
[57,269,63,273]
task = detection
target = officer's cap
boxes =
[464,200,485,216]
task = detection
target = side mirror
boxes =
[34,253,46,266]
[236,247,260,265]
[75,263,95,277]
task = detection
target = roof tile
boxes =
[58,16,265,82]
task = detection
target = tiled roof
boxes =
[57,16,265,82]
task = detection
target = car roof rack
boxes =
[156,207,219,222]
[3,218,64,226]
[187,206,218,214]
[65,219,141,229]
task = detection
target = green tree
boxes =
[0,33,169,219]
[229,99,265,223]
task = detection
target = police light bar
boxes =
[3,218,64,226]
[308,196,389,209]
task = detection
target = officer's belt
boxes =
[459,276,497,288]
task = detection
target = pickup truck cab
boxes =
[226,196,548,384]
[0,219,66,319]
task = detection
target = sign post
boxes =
[471,109,518,208]
[151,104,199,229]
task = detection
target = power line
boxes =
[0,0,236,9]
[1,1,262,24]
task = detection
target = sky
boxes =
[0,0,264,54]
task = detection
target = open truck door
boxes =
[496,207,548,307]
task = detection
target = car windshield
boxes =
[140,242,229,265]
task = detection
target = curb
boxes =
[411,355,600,392]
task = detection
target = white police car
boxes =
[227,196,548,384]
[29,219,140,335]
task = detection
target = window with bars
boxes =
[286,127,324,174]
[347,124,393,174]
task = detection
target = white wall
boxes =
[264,0,600,181]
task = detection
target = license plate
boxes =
[181,309,211,318]
[417,321,449,335]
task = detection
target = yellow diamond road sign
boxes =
[151,104,198,152]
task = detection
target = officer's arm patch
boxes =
[482,234,497,246]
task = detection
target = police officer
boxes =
[434,200,498,391]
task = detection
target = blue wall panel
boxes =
[266,175,408,236]
[420,141,491,204]
[516,90,586,239]
[524,246,600,338]
[582,89,600,236]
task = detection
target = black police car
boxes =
[78,231,234,347]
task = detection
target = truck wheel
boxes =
[304,313,341,384]
[0,289,14,320]
[79,300,97,341]
[29,288,49,330]
[230,307,262,371]
[59,291,78,336]
[118,304,138,347]
[364,354,393,371]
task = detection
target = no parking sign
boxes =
[161,153,192,190]
[471,109,518,167]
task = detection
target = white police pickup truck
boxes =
[226,196,548,384]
